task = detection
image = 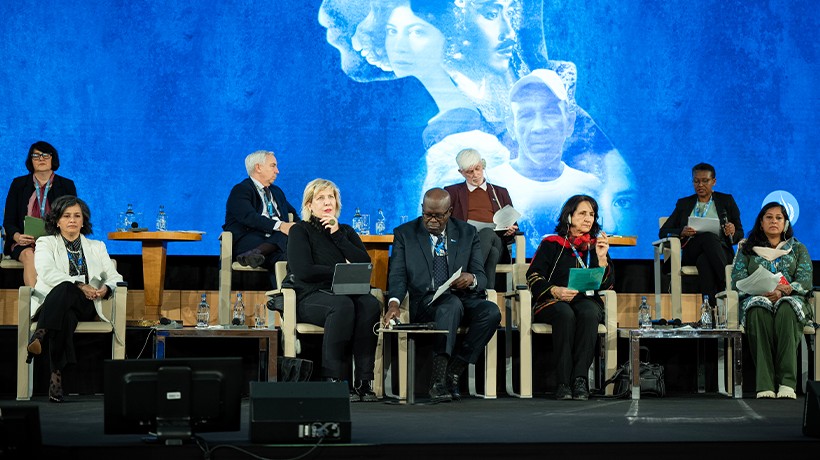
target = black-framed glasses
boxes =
[422,211,450,221]
[31,152,52,160]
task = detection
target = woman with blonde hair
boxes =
[287,179,380,401]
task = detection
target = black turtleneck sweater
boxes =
[286,217,371,300]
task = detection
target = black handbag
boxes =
[605,346,666,398]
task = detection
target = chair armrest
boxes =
[651,237,673,247]
[600,290,618,331]
[399,294,410,323]
[274,261,288,288]
[18,286,32,330]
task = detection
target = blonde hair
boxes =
[301,178,342,221]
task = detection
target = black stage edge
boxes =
[2,396,820,459]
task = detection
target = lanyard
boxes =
[262,188,277,218]
[34,175,53,218]
[569,243,590,269]
[693,196,713,217]
[769,257,781,274]
[430,234,447,256]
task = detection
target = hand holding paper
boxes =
[493,205,521,231]
[735,266,782,295]
[429,267,462,305]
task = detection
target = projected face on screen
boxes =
[454,0,518,76]
[327,0,636,252]
[384,6,446,79]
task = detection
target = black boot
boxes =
[446,357,468,401]
[353,380,378,402]
[428,355,452,404]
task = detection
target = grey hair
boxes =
[456,148,485,171]
[245,150,274,176]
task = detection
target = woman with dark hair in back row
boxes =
[26,195,123,402]
[3,141,77,286]
[526,194,613,400]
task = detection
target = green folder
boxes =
[23,216,47,239]
[567,267,605,292]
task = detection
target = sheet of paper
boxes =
[23,216,47,238]
[567,267,605,292]
[429,267,463,305]
[493,205,521,231]
[88,276,104,289]
[736,266,781,295]
[687,216,721,236]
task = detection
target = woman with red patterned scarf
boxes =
[526,194,613,400]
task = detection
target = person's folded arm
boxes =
[286,225,333,283]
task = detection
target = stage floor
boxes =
[4,393,820,459]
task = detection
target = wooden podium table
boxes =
[108,231,202,321]
[360,234,393,291]
[609,235,637,247]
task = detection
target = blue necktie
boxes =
[263,187,278,218]
[433,235,448,288]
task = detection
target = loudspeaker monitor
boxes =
[803,380,820,437]
[249,381,351,443]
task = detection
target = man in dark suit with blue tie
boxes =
[384,188,501,403]
[223,150,299,281]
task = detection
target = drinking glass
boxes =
[254,303,267,329]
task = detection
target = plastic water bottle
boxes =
[700,295,713,329]
[352,207,363,234]
[233,292,246,326]
[638,296,652,328]
[196,293,210,328]
[375,209,386,235]
[155,205,167,231]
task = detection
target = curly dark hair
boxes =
[554,194,600,237]
[741,201,793,256]
[44,195,93,236]
[25,141,61,173]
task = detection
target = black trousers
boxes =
[34,281,97,372]
[534,298,603,386]
[681,232,732,305]
[477,228,503,288]
[297,291,380,380]
[414,292,501,364]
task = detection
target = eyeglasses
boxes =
[422,211,450,221]
[31,152,52,160]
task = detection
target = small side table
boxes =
[154,327,278,382]
[621,327,742,399]
[380,328,449,405]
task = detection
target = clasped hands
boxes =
[78,283,108,300]
[763,283,792,302]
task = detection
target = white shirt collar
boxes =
[466,180,487,192]
[250,176,267,191]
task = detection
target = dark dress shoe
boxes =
[236,249,265,268]
[555,383,572,400]
[26,329,46,364]
[428,382,453,404]
[572,377,589,401]
[353,380,378,402]
[446,373,461,401]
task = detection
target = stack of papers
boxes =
[687,216,721,236]
[736,266,782,295]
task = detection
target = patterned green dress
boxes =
[730,237,813,327]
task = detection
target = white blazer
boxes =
[32,234,124,321]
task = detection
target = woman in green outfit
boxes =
[731,202,813,399]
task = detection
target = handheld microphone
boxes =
[720,210,732,243]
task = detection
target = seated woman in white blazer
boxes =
[26,195,123,402]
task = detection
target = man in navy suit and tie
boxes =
[384,188,501,403]
[223,150,299,282]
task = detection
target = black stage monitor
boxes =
[104,357,242,444]
[0,405,42,457]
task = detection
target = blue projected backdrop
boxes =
[0,0,817,258]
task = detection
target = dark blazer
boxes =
[388,217,487,320]
[223,178,299,251]
[3,173,76,255]
[659,191,743,249]
[444,181,513,222]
